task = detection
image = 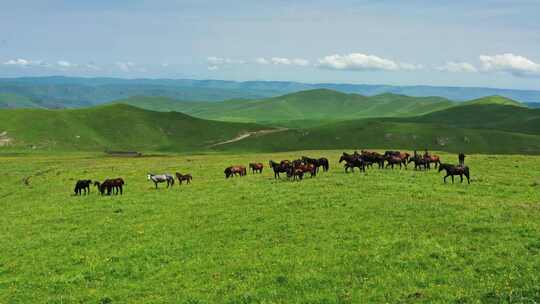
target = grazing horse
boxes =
[408,156,429,170]
[175,172,192,185]
[94,178,125,195]
[286,166,304,181]
[269,160,290,179]
[148,173,175,189]
[385,155,404,169]
[224,166,246,178]
[74,179,92,195]
[424,155,441,168]
[318,158,329,172]
[439,163,470,184]
[249,163,264,174]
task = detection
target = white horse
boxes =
[147,173,175,189]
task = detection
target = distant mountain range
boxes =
[0,76,539,109]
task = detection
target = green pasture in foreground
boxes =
[1,150,540,303]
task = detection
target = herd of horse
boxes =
[73,150,470,196]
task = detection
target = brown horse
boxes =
[224,166,246,178]
[94,178,125,195]
[295,163,317,178]
[175,172,192,185]
[385,155,404,169]
[249,163,264,174]
[424,155,441,168]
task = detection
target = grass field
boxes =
[1,150,540,303]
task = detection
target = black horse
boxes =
[408,156,430,170]
[74,179,92,195]
[302,156,330,172]
[439,163,470,184]
[269,160,290,179]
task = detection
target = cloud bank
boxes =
[316,53,421,71]
[480,53,540,77]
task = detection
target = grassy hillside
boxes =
[462,95,526,107]
[214,119,540,154]
[409,103,540,135]
[0,104,265,151]
[116,89,456,124]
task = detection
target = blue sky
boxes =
[1,0,539,89]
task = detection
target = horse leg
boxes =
[460,174,463,183]
[451,175,454,183]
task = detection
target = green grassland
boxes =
[1,150,539,303]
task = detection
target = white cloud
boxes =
[207,56,245,65]
[4,58,34,66]
[437,61,478,73]
[260,57,310,66]
[479,53,540,77]
[317,53,410,71]
[115,61,136,72]
[57,60,76,68]
[207,65,219,71]
[255,57,270,65]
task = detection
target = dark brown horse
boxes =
[361,150,385,169]
[269,160,290,179]
[175,172,192,185]
[344,158,366,173]
[74,179,92,195]
[408,155,429,170]
[302,156,329,172]
[94,178,125,195]
[249,163,264,174]
[224,166,246,178]
[385,155,405,169]
[439,163,470,184]
[295,163,317,177]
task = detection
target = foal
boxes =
[249,163,264,174]
[175,172,193,185]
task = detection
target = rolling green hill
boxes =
[213,119,540,154]
[0,104,265,151]
[461,95,526,107]
[115,89,456,124]
[213,100,540,154]
[0,92,537,154]
[408,103,540,134]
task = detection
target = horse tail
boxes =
[324,161,329,171]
